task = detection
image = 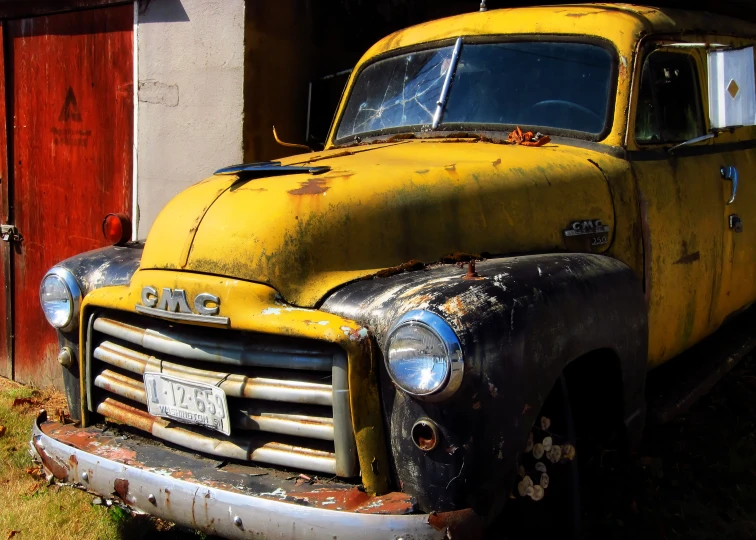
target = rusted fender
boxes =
[321,253,648,518]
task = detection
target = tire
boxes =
[493,376,581,539]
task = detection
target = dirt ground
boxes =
[3,355,756,539]
[586,355,756,540]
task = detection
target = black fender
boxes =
[51,244,143,420]
[321,253,647,516]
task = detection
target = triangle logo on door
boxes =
[58,87,82,122]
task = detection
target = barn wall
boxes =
[135,0,245,238]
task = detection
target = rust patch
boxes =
[42,421,138,463]
[674,251,700,265]
[69,454,78,465]
[34,441,69,480]
[440,252,479,264]
[114,478,130,501]
[171,469,195,480]
[374,259,426,278]
[267,486,417,514]
[443,297,467,317]
[428,508,485,538]
[288,178,330,196]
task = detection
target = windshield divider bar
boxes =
[432,37,463,129]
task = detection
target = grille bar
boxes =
[94,341,334,406]
[86,313,359,477]
[94,369,336,440]
[93,317,332,371]
[98,398,338,474]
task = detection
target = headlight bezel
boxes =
[385,309,464,400]
[39,267,82,332]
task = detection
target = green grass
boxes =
[0,378,203,540]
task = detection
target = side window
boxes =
[635,51,704,144]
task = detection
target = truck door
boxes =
[704,44,756,324]
[629,48,728,367]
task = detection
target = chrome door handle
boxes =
[721,166,738,205]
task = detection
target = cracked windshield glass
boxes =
[336,41,613,141]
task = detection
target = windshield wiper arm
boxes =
[432,37,463,129]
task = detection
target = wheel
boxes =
[493,376,581,539]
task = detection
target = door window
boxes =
[635,51,704,144]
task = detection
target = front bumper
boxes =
[30,412,481,539]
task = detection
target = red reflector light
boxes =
[102,213,132,245]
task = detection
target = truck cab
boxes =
[32,5,756,538]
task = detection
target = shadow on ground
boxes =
[585,355,756,539]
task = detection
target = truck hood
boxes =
[140,140,615,307]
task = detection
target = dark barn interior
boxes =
[241,0,756,161]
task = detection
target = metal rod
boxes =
[432,37,463,129]
[94,341,334,406]
[94,317,333,371]
[95,368,336,440]
[97,398,338,474]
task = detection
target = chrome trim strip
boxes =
[135,305,230,325]
[93,341,335,406]
[331,351,358,477]
[31,414,448,540]
[97,398,338,474]
[85,312,96,414]
[94,317,331,371]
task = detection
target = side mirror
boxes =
[708,46,756,129]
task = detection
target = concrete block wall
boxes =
[135,0,245,239]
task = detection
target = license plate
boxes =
[143,373,231,436]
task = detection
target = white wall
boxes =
[135,0,245,238]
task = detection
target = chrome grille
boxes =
[85,311,358,477]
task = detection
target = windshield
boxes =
[335,41,614,142]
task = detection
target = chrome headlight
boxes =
[39,268,81,330]
[385,310,463,399]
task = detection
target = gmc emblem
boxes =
[136,287,229,325]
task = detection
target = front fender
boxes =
[321,254,647,515]
[49,244,143,420]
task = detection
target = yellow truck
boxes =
[31,4,756,538]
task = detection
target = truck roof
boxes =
[361,3,756,63]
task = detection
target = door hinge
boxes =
[0,224,22,243]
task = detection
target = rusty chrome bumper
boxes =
[30,412,481,539]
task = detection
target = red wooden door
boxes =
[0,22,11,380]
[10,6,133,386]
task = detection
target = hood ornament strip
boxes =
[214,161,331,177]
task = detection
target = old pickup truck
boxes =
[31,3,756,539]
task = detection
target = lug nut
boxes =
[81,472,88,482]
[411,418,440,452]
[147,494,157,505]
[233,516,243,528]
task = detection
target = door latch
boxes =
[729,214,743,233]
[721,166,738,205]
[0,224,22,243]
